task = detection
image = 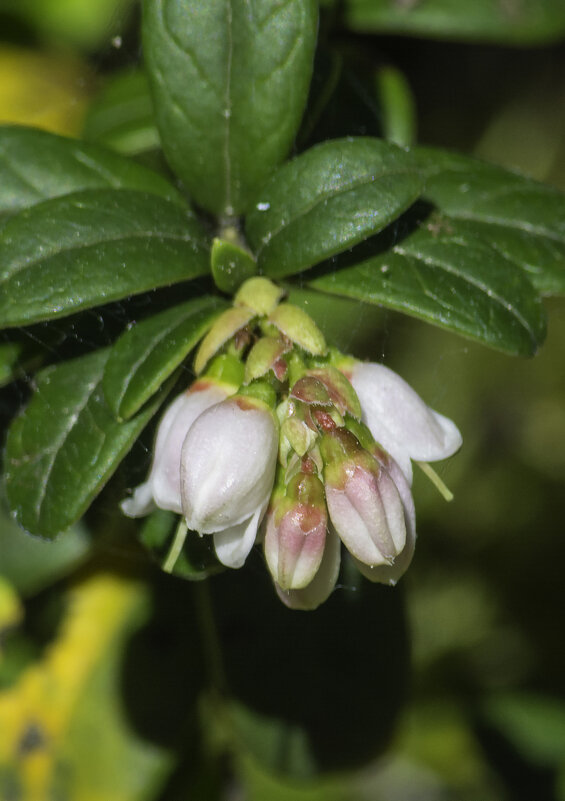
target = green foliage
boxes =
[213,565,408,776]
[310,215,547,356]
[0,188,208,327]
[2,0,565,540]
[415,147,565,295]
[2,3,565,796]
[0,504,90,596]
[0,0,136,50]
[142,0,318,216]
[103,296,227,420]
[4,350,166,537]
[0,126,182,215]
[246,137,423,277]
[83,69,161,156]
[342,0,565,44]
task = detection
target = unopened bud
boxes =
[264,473,327,590]
[321,429,406,567]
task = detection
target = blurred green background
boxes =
[1,1,565,799]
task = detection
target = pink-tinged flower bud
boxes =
[321,429,406,567]
[264,473,327,590]
[352,457,416,585]
[121,379,235,518]
[276,526,341,611]
[180,395,279,569]
[348,362,462,483]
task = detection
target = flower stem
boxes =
[162,518,188,573]
[416,461,454,502]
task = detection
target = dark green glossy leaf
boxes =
[215,562,408,777]
[104,295,227,420]
[0,126,181,215]
[0,189,209,328]
[416,146,565,295]
[343,0,565,44]
[211,238,257,293]
[83,69,161,156]
[4,349,165,538]
[246,137,423,278]
[142,0,318,215]
[309,215,546,356]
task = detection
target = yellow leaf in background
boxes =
[0,578,23,651]
[0,46,95,136]
[0,572,169,801]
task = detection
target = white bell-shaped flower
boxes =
[349,362,462,483]
[180,395,279,569]
[121,379,233,518]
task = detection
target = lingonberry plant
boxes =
[1,0,565,794]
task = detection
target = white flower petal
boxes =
[350,362,462,482]
[120,481,155,518]
[151,385,230,513]
[121,382,231,517]
[213,503,266,568]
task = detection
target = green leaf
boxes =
[5,0,137,51]
[343,0,565,45]
[0,188,209,328]
[215,567,407,777]
[4,349,165,538]
[83,68,161,156]
[482,693,565,769]
[0,126,182,215]
[246,137,423,278]
[309,215,546,356]
[142,0,318,216]
[104,295,228,420]
[416,146,565,295]
[0,503,90,597]
[59,579,173,801]
[236,752,354,801]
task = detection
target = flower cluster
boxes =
[122,278,462,609]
